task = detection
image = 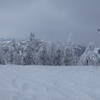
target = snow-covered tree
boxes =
[53,43,64,65]
[29,32,35,42]
[47,43,57,65]
[63,38,78,65]
[22,33,43,65]
[78,42,99,66]
[64,46,74,65]
[38,44,48,65]
[0,47,6,64]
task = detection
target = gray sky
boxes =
[0,0,100,45]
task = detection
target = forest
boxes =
[0,33,99,66]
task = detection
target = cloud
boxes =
[0,0,100,45]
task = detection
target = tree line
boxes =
[0,33,99,66]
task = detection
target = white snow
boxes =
[0,65,100,100]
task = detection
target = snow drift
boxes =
[0,65,100,100]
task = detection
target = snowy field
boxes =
[0,65,100,100]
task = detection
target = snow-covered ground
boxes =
[0,65,100,100]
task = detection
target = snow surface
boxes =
[0,65,100,100]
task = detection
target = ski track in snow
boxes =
[0,65,100,100]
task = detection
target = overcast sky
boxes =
[0,0,100,45]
